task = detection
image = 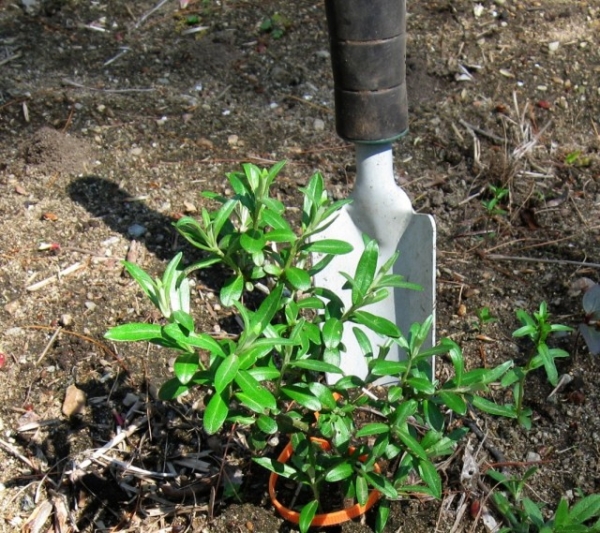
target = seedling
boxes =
[501,302,572,428]
[259,13,290,39]
[482,184,509,216]
[488,467,600,532]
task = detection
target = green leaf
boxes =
[355,475,369,506]
[418,459,442,498]
[288,359,343,374]
[105,323,162,342]
[285,267,311,291]
[266,228,296,242]
[204,391,229,434]
[554,497,570,526]
[325,463,354,482]
[214,354,240,393]
[353,327,373,358]
[236,392,268,414]
[299,500,318,533]
[369,359,408,377]
[256,414,278,434]
[122,261,157,301]
[172,310,194,332]
[375,500,390,533]
[221,274,244,306]
[235,371,277,411]
[396,425,428,460]
[522,498,544,525]
[186,332,226,356]
[302,239,353,255]
[322,317,343,349]
[174,353,199,385]
[212,198,238,235]
[308,382,339,409]
[471,396,517,418]
[537,342,558,386]
[406,377,436,395]
[365,472,397,499]
[254,457,297,478]
[352,239,378,305]
[248,283,284,339]
[356,423,389,438]
[158,377,190,400]
[567,494,600,525]
[296,296,325,310]
[281,385,321,411]
[438,391,467,415]
[240,229,266,254]
[175,216,211,249]
[351,311,400,337]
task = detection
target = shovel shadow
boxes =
[67,175,221,291]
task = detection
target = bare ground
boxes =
[1,0,600,531]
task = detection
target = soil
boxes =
[1,0,600,531]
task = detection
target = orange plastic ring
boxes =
[268,437,382,527]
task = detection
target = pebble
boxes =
[526,451,541,463]
[548,41,560,52]
[59,314,73,327]
[313,118,325,131]
[130,147,143,156]
[85,301,97,311]
[128,224,146,238]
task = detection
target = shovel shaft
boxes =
[325,0,408,143]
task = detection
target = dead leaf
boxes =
[22,500,52,533]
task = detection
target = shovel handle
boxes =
[325,0,408,143]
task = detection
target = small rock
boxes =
[227,134,239,146]
[130,147,143,156]
[526,451,541,463]
[122,392,139,407]
[62,384,87,417]
[313,118,325,131]
[548,41,560,52]
[59,314,73,327]
[85,301,97,311]
[128,224,146,238]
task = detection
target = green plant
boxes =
[488,468,600,532]
[477,306,498,326]
[259,12,290,39]
[501,302,572,428]
[105,162,517,532]
[482,184,509,216]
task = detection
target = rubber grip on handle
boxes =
[325,0,408,143]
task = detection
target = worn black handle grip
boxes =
[325,0,408,143]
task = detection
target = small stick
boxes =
[93,455,178,479]
[70,416,148,473]
[0,52,22,67]
[0,438,38,471]
[35,326,61,366]
[26,261,86,292]
[134,0,169,28]
[61,78,155,93]
[485,254,600,269]
[459,119,506,144]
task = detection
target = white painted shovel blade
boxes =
[313,145,436,383]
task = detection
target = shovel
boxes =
[315,0,436,382]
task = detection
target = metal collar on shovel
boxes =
[315,0,436,382]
